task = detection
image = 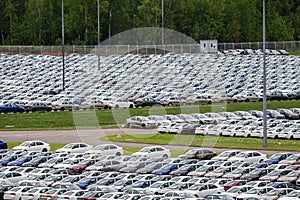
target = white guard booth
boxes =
[200,40,218,53]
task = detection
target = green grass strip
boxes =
[102,133,300,151]
[0,100,299,130]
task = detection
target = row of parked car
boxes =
[0,51,299,114]
[0,140,300,199]
[126,108,300,139]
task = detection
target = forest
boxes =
[0,0,299,45]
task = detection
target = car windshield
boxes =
[45,189,58,194]
[63,144,75,149]
[287,191,300,197]
[235,153,246,157]
[20,142,31,147]
[287,155,300,160]
[269,154,283,159]
[246,188,259,194]
[226,187,240,193]
[140,148,151,152]
[286,171,298,177]
[186,149,199,155]
[93,145,105,150]
[266,190,279,195]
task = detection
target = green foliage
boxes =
[0,0,299,45]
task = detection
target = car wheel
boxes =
[289,135,294,140]
[60,107,65,111]
[162,154,169,159]
[141,124,146,128]
[129,104,133,108]
[168,102,173,106]
[116,152,121,156]
[42,148,48,152]
[115,105,119,109]
[128,124,132,128]
[245,99,250,102]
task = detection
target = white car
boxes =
[4,186,34,200]
[57,190,87,200]
[21,187,52,200]
[211,150,241,161]
[131,146,171,159]
[221,185,254,198]
[277,190,300,200]
[187,183,224,198]
[157,121,175,133]
[228,151,267,163]
[55,143,93,153]
[0,172,25,184]
[86,144,124,156]
[12,140,50,152]
[126,116,156,129]
[53,158,84,169]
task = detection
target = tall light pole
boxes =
[161,0,164,45]
[262,0,268,148]
[62,0,65,91]
[97,0,100,71]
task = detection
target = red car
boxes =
[68,160,98,173]
[223,180,247,191]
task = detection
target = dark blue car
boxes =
[262,153,293,164]
[268,182,300,190]
[0,141,8,149]
[76,177,100,189]
[0,104,25,113]
[7,156,35,166]
[122,180,156,191]
[0,155,22,166]
[152,163,184,175]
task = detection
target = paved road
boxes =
[1,128,298,154]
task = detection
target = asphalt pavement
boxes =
[1,128,299,155]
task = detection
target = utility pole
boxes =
[262,0,268,148]
[62,0,65,91]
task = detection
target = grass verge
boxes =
[101,133,300,151]
[0,100,299,130]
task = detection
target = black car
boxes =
[277,109,299,120]
[0,104,25,113]
[267,91,289,101]
[24,102,52,112]
[181,124,202,135]
[0,141,7,149]
[133,98,160,107]
[179,149,217,160]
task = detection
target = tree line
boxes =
[0,0,299,45]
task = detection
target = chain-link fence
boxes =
[0,41,299,56]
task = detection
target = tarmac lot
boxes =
[1,128,298,155]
